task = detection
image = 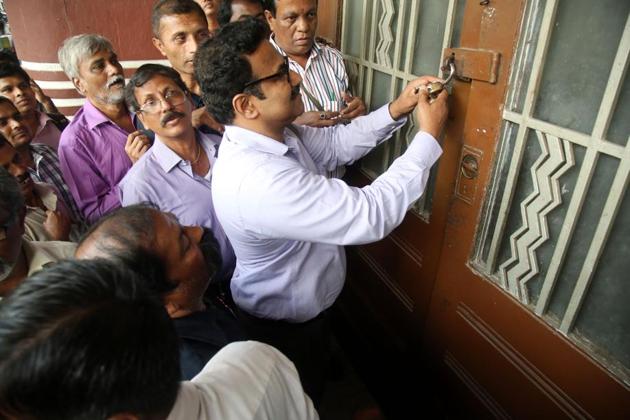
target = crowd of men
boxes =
[0,0,448,418]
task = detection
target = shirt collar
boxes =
[269,35,320,61]
[152,130,216,173]
[35,111,53,135]
[83,99,138,131]
[224,125,289,156]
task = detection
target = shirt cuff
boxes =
[407,131,443,168]
[377,103,408,128]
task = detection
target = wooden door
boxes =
[326,0,630,418]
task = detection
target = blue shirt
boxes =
[212,105,442,322]
[119,130,235,282]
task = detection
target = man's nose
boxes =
[296,16,310,32]
[105,61,121,76]
[9,118,22,130]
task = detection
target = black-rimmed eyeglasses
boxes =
[243,56,291,89]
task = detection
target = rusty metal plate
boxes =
[443,47,501,84]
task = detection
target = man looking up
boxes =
[265,0,366,128]
[0,259,318,419]
[0,97,81,222]
[196,17,448,405]
[218,0,265,25]
[193,0,222,31]
[0,63,68,150]
[76,204,242,379]
[57,34,151,223]
[152,0,224,134]
[0,167,75,298]
[120,64,235,285]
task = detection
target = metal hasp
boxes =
[443,47,501,84]
[427,55,456,99]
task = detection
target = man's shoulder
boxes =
[315,40,345,61]
[119,149,162,190]
[59,106,93,146]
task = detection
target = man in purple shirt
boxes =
[119,64,235,284]
[57,34,151,223]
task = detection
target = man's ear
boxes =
[264,10,275,30]
[233,93,259,120]
[152,37,167,57]
[72,77,86,97]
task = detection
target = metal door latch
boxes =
[414,55,456,99]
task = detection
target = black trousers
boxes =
[236,308,331,408]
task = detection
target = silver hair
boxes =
[0,166,24,281]
[57,34,115,80]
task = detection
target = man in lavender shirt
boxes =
[57,34,152,223]
[119,64,235,284]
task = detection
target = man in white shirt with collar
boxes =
[195,17,448,405]
[0,259,318,419]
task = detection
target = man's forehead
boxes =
[82,49,116,65]
[158,13,207,35]
[276,0,318,13]
[135,74,180,96]
[0,76,26,86]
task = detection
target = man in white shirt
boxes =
[0,259,318,420]
[195,17,448,405]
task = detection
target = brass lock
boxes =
[414,58,455,99]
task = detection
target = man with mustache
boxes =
[0,136,80,242]
[196,18,448,405]
[0,97,82,224]
[0,167,76,298]
[265,0,366,179]
[57,34,151,223]
[152,0,225,134]
[75,204,245,380]
[0,63,68,150]
[119,64,235,286]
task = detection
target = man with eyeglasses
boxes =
[119,64,235,286]
[195,17,448,406]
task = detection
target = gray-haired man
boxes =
[57,34,151,223]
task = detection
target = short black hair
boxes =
[0,50,19,66]
[0,259,181,419]
[195,16,270,124]
[0,95,17,110]
[218,0,265,26]
[262,0,276,15]
[0,62,30,84]
[124,63,189,113]
[152,0,208,37]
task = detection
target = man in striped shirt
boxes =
[265,0,366,128]
[265,0,366,177]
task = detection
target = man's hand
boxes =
[339,92,366,120]
[416,89,448,139]
[388,76,444,120]
[192,108,225,133]
[293,110,341,127]
[43,209,71,241]
[30,79,60,114]
[125,131,151,164]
